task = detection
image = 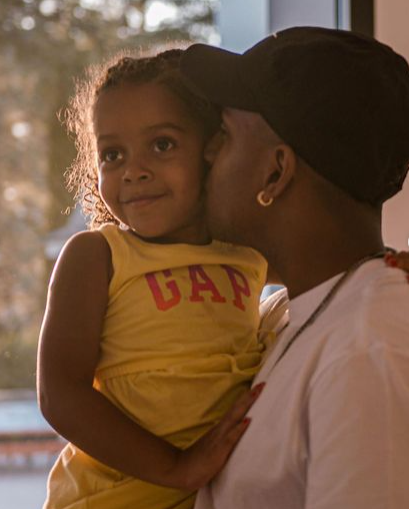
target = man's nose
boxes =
[204,130,225,165]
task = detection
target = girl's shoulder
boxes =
[62,229,111,257]
[53,230,112,284]
[212,239,265,260]
[213,240,268,275]
[97,223,132,250]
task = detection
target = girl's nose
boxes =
[122,161,153,183]
[204,129,225,165]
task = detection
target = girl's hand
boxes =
[171,382,265,491]
[385,251,409,281]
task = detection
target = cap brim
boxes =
[181,44,258,111]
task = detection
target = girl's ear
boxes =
[262,144,297,201]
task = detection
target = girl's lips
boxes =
[121,194,165,207]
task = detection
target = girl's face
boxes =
[93,82,210,244]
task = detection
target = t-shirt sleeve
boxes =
[258,288,289,349]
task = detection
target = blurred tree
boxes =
[0,0,218,388]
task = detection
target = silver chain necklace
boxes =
[272,250,387,368]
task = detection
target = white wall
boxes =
[269,0,337,33]
[375,0,409,250]
[219,0,345,53]
[219,0,270,52]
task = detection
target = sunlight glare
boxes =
[145,1,178,31]
[80,0,104,10]
[20,16,36,30]
[11,122,31,139]
[126,6,143,30]
[3,187,17,202]
[39,0,58,16]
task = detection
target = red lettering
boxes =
[222,265,251,311]
[189,265,227,303]
[145,269,181,311]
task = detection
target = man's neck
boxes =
[274,237,385,299]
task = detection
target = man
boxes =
[181,27,409,508]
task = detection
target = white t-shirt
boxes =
[195,260,409,509]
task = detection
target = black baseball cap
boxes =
[181,27,409,205]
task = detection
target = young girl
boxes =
[37,49,268,509]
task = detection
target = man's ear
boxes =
[262,144,297,200]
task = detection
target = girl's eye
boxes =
[100,149,123,163]
[153,138,175,153]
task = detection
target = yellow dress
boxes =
[44,224,267,509]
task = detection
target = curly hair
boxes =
[63,49,221,229]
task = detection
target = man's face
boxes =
[204,108,278,248]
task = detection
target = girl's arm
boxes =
[38,231,259,490]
